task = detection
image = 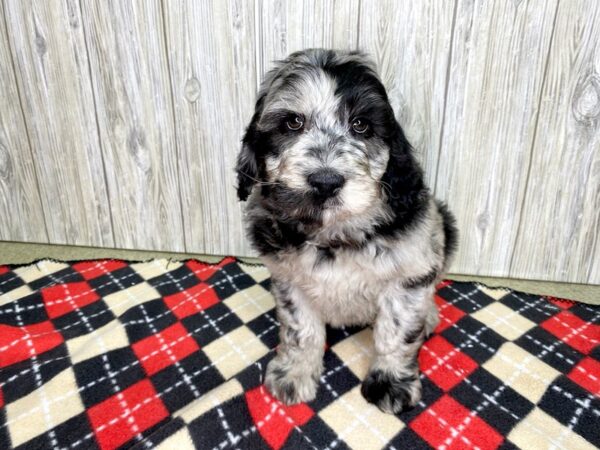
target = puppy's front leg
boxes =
[362,284,436,414]
[265,280,325,404]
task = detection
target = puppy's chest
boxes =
[272,245,388,326]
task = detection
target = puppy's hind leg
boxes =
[362,284,435,414]
[265,280,325,404]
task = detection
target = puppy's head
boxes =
[237,49,421,226]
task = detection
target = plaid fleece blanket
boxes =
[0,258,598,450]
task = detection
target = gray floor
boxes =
[1,241,598,305]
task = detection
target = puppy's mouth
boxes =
[311,190,343,208]
[262,183,344,223]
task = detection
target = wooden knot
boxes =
[572,72,600,126]
[0,143,11,180]
[476,211,490,231]
[127,129,151,172]
[34,31,47,57]
[184,77,201,103]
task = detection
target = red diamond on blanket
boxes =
[163,282,220,320]
[186,257,236,281]
[541,310,600,355]
[132,322,200,376]
[72,260,128,281]
[41,281,100,319]
[410,394,503,450]
[245,386,314,450]
[87,379,169,450]
[0,321,64,367]
[546,296,574,310]
[568,357,600,396]
[419,335,478,391]
[434,294,466,333]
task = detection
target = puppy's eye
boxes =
[286,115,304,131]
[351,118,369,134]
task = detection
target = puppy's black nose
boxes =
[307,170,345,198]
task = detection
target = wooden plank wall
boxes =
[0,0,598,285]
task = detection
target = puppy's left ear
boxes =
[380,121,429,230]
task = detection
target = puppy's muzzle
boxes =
[307,169,345,200]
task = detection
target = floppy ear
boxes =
[236,113,260,201]
[236,62,287,201]
[380,121,429,232]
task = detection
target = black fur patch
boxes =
[249,217,306,255]
[279,380,297,404]
[237,106,265,201]
[261,184,326,225]
[272,280,297,317]
[402,268,439,290]
[403,324,425,345]
[375,144,430,237]
[284,327,300,346]
[361,370,417,412]
[436,200,459,263]
[315,246,335,264]
[270,366,287,381]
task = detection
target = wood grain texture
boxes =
[358,0,456,190]
[257,0,360,77]
[0,2,47,242]
[4,0,113,246]
[510,1,600,284]
[434,0,558,277]
[1,0,598,285]
[80,0,185,252]
[163,0,256,255]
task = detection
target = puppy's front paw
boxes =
[265,357,319,404]
[361,370,421,414]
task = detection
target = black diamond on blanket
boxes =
[0,259,598,450]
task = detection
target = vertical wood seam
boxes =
[78,0,116,247]
[1,2,50,243]
[508,0,561,274]
[255,0,263,89]
[159,0,188,252]
[432,0,459,197]
[355,0,361,50]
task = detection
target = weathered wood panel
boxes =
[435,0,559,277]
[257,0,360,78]
[358,0,456,189]
[1,0,598,284]
[80,1,185,252]
[164,0,256,255]
[4,0,113,246]
[0,2,47,243]
[510,1,600,284]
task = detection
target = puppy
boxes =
[235,49,457,414]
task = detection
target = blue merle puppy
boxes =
[235,49,457,414]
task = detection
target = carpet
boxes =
[0,258,598,450]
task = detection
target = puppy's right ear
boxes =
[236,61,287,201]
[236,116,260,201]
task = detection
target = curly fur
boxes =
[236,49,458,414]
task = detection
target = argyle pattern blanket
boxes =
[0,258,598,450]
